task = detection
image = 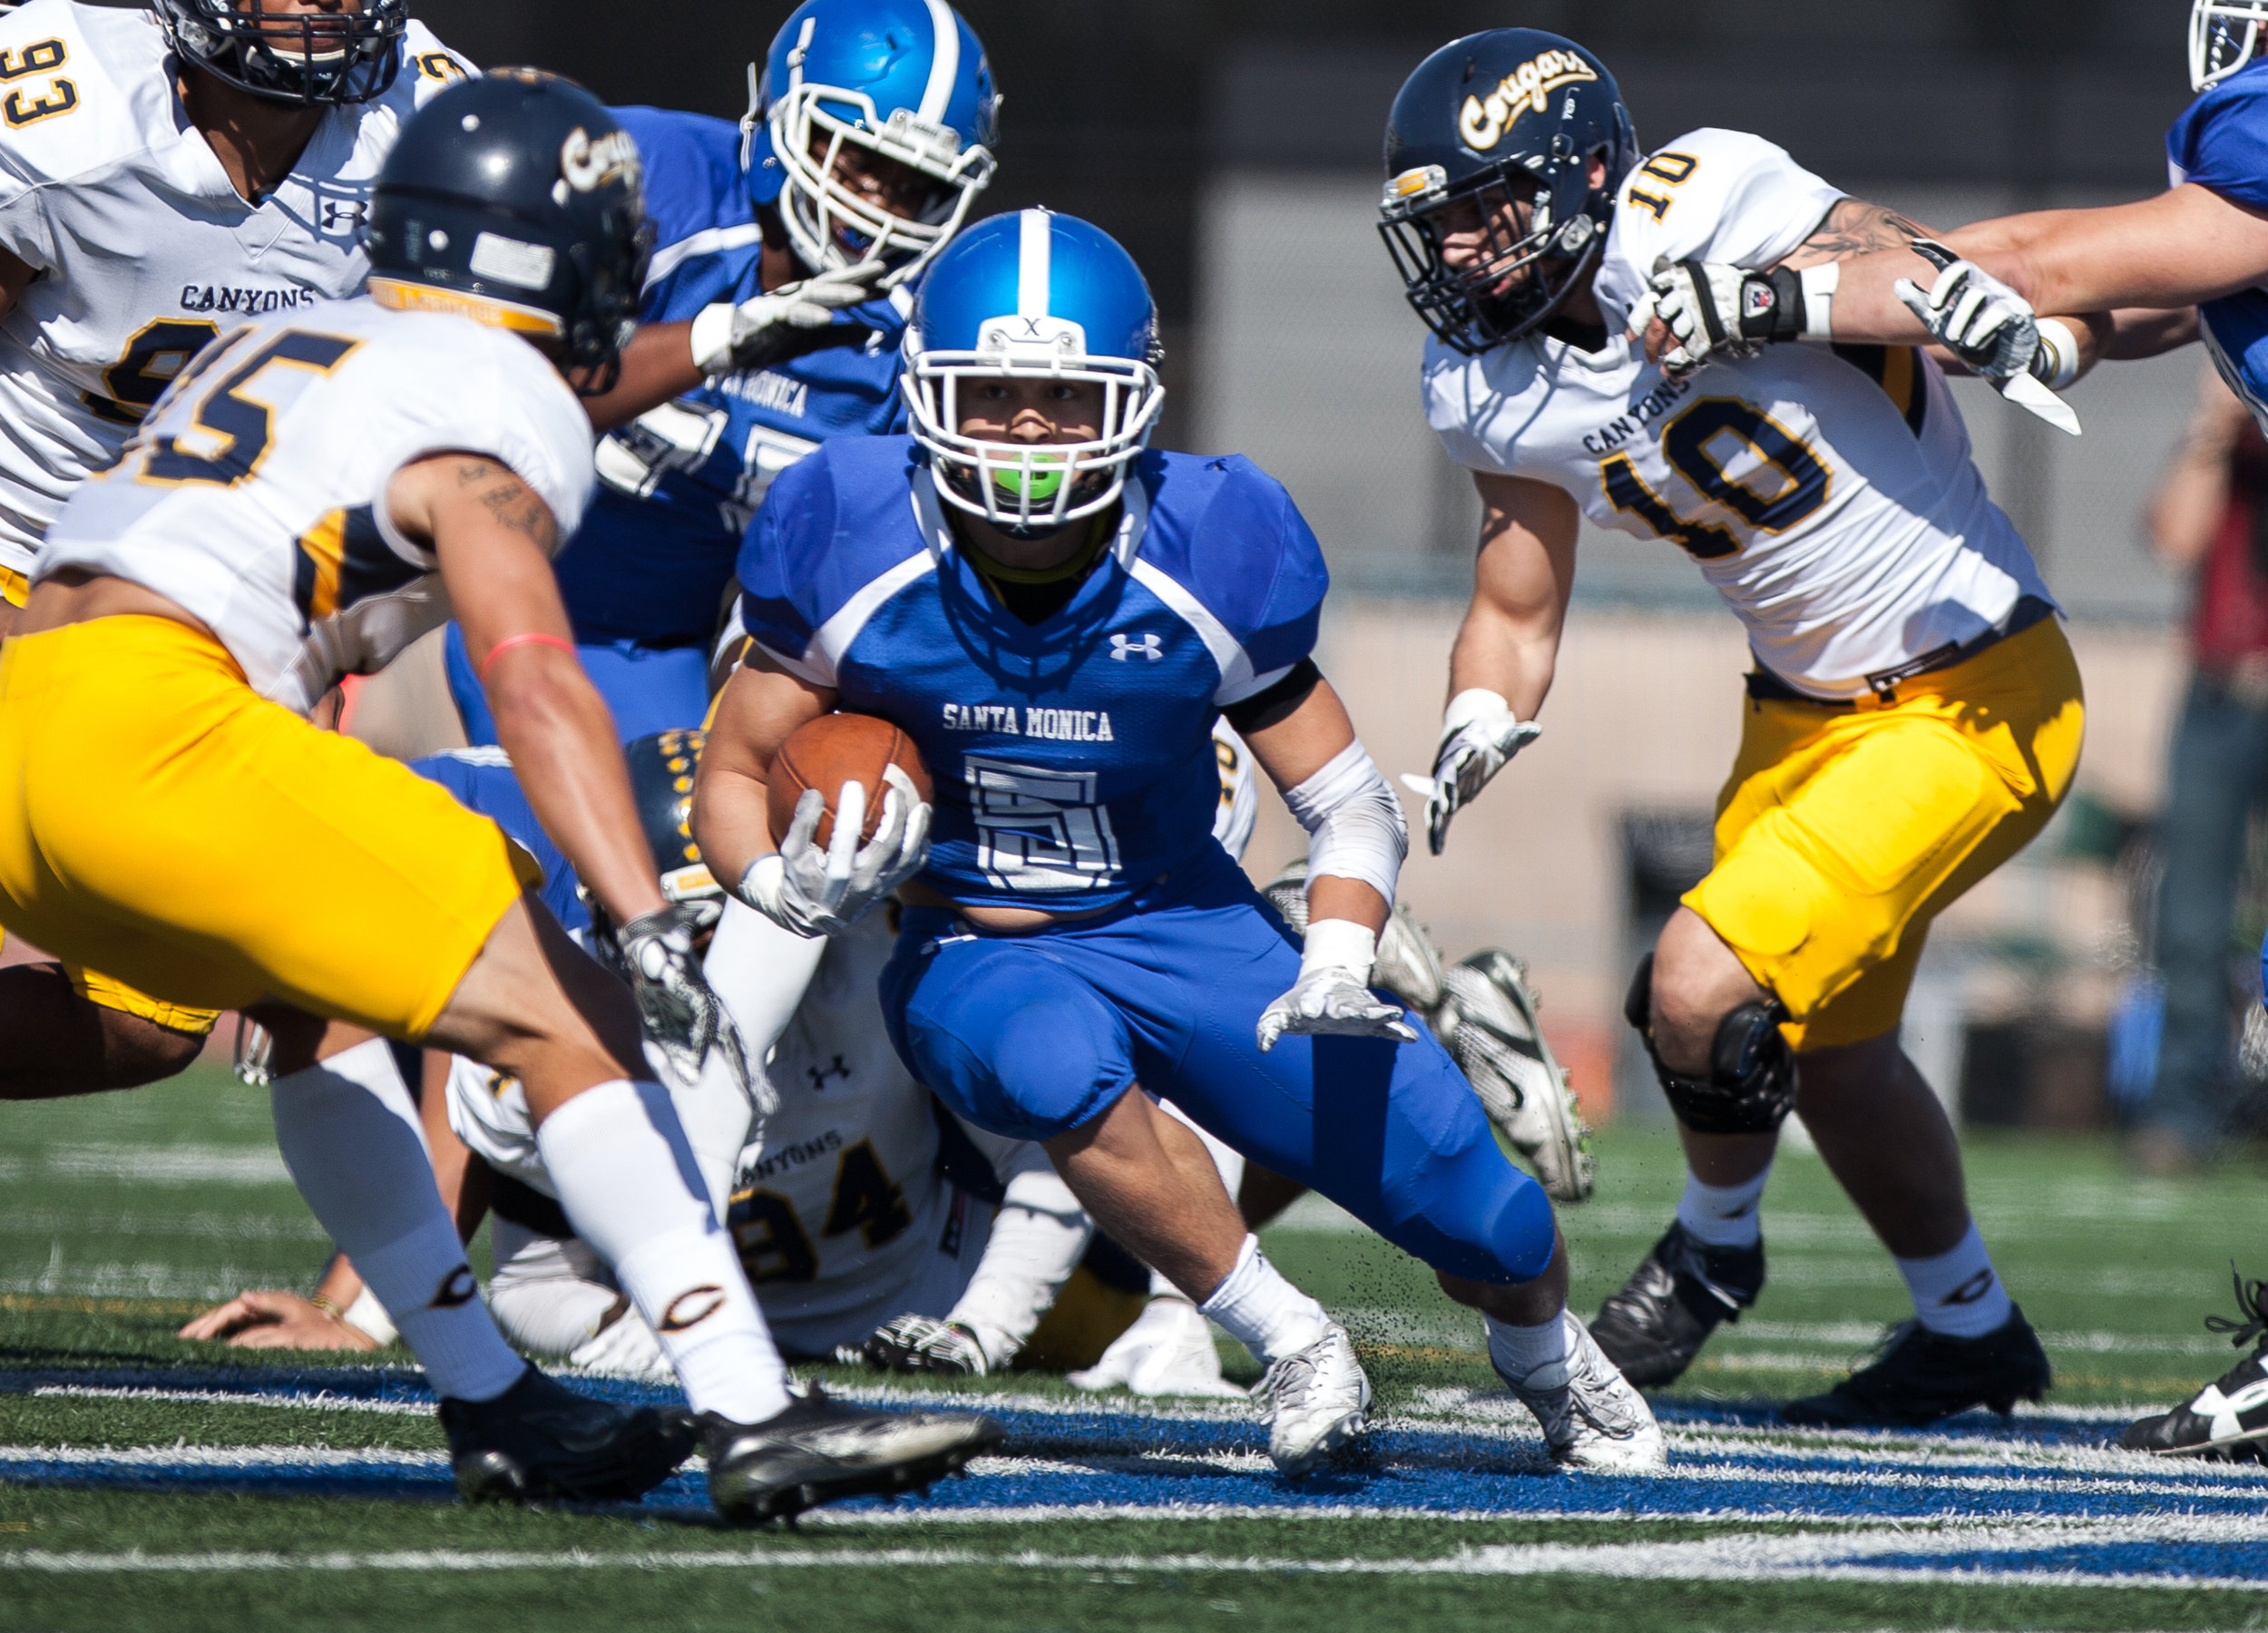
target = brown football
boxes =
[767,712,934,850]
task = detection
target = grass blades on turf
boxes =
[5,1066,2268,1630]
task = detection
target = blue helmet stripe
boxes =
[1018,209,1051,320]
[918,0,958,122]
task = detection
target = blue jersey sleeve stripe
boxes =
[648,221,765,289]
[1126,557,1258,702]
[807,550,941,686]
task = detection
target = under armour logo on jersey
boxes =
[320,200,367,234]
[1110,633,1163,662]
[807,1055,852,1090]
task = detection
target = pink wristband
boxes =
[477,631,577,682]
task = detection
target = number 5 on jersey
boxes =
[136,328,363,489]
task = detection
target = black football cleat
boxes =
[1590,1221,1765,1388]
[439,1364,698,1505]
[2120,1268,2268,1460]
[1781,1305,2051,1429]
[705,1384,1007,1525]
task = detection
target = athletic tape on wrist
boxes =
[1301,917,1379,981]
[1798,262,1840,341]
[689,302,735,376]
[2032,318,2080,391]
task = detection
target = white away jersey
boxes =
[0,0,470,572]
[1426,127,2054,699]
[40,298,594,714]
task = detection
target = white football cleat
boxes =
[1252,1323,1371,1476]
[1069,1296,1245,1398]
[1501,1311,1667,1473]
[1433,950,1594,1203]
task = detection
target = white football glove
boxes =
[1638,257,1834,378]
[737,769,931,939]
[1256,918,1419,1053]
[615,900,756,1100]
[688,261,885,376]
[1892,246,2038,383]
[1397,689,1541,856]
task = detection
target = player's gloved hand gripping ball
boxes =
[1256,918,1422,1053]
[616,901,759,1101]
[1399,689,1541,856]
[739,776,931,937]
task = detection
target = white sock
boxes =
[1897,1222,2013,1339]
[945,1158,1092,1364]
[651,1037,753,1225]
[1198,1234,1328,1364]
[1676,1164,1771,1250]
[1485,1307,1575,1387]
[704,896,827,1068]
[535,1079,789,1423]
[269,1038,523,1403]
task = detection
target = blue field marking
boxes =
[7,1363,2268,1588]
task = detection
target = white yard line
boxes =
[6,1515,2268,1585]
[27,1386,430,1417]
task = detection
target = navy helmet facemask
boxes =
[154,0,409,106]
[1379,31,1638,356]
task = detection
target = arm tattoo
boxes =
[1784,198,1929,268]
[451,457,557,552]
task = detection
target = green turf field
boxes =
[3,1065,2267,1631]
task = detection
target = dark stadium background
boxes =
[419,0,2194,451]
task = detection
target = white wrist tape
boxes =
[689,302,735,376]
[1442,688,1511,734]
[1281,740,1407,905]
[342,1285,397,1346]
[1301,917,1379,983]
[1798,262,1840,341]
[2033,318,2080,390]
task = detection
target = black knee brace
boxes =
[1623,953,1797,1135]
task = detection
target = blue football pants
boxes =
[443,622,710,748]
[881,855,1556,1285]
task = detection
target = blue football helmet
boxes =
[154,0,408,105]
[364,72,653,395]
[749,0,1000,289]
[1378,30,1638,355]
[2194,0,2268,88]
[904,209,1165,531]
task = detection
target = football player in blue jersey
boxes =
[435,0,1000,748]
[1629,1,2268,1459]
[693,208,1667,1476]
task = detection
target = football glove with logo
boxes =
[1893,240,2081,435]
[1400,689,1541,856]
[689,260,887,376]
[738,773,931,938]
[1637,258,1839,377]
[1256,919,1419,1053]
[616,901,755,1101]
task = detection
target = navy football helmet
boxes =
[2194,0,2268,89]
[904,209,1165,530]
[627,728,723,908]
[153,0,408,105]
[363,71,653,395]
[1379,31,1638,355]
[752,0,1000,288]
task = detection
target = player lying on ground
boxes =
[434,0,1002,748]
[193,727,1311,1402]
[0,0,471,1097]
[1380,29,2096,1428]
[697,208,1665,1475]
[193,733,1140,1382]
[0,72,999,1523]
